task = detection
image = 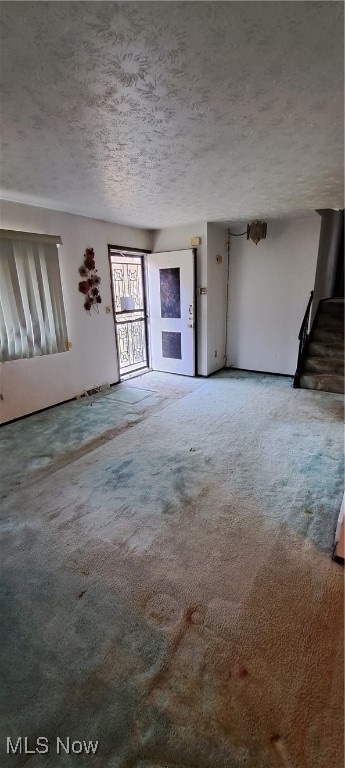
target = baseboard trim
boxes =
[224,366,293,379]
[1,381,120,427]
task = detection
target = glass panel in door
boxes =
[110,251,149,378]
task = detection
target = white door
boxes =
[146,249,195,375]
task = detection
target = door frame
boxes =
[108,244,198,380]
[108,244,151,380]
[192,248,198,376]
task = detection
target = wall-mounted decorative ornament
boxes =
[78,248,102,312]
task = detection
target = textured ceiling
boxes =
[0,1,344,228]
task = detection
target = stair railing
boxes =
[293,290,314,387]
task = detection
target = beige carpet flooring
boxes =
[1,371,344,768]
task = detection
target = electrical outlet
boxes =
[216,255,222,263]
[105,306,112,314]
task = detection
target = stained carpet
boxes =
[0,370,343,768]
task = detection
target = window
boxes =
[0,230,68,362]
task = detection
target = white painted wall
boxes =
[152,223,208,376]
[0,201,152,422]
[206,223,228,374]
[226,215,321,375]
[1,205,321,421]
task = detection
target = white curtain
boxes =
[0,235,68,362]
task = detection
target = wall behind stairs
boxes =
[226,215,321,376]
[0,200,152,422]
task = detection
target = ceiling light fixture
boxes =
[247,220,267,245]
[229,220,268,245]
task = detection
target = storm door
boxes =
[109,249,149,379]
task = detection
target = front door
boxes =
[147,249,196,376]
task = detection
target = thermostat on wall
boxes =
[191,236,201,246]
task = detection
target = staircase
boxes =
[296,298,344,394]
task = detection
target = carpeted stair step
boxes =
[296,298,344,392]
[299,373,345,394]
[303,356,344,375]
[308,341,344,359]
[315,313,344,330]
[319,299,344,317]
[311,327,344,343]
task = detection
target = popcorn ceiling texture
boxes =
[1,371,344,767]
[0,2,344,227]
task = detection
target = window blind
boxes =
[0,232,68,362]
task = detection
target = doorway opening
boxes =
[109,247,150,380]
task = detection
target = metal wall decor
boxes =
[78,247,102,312]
